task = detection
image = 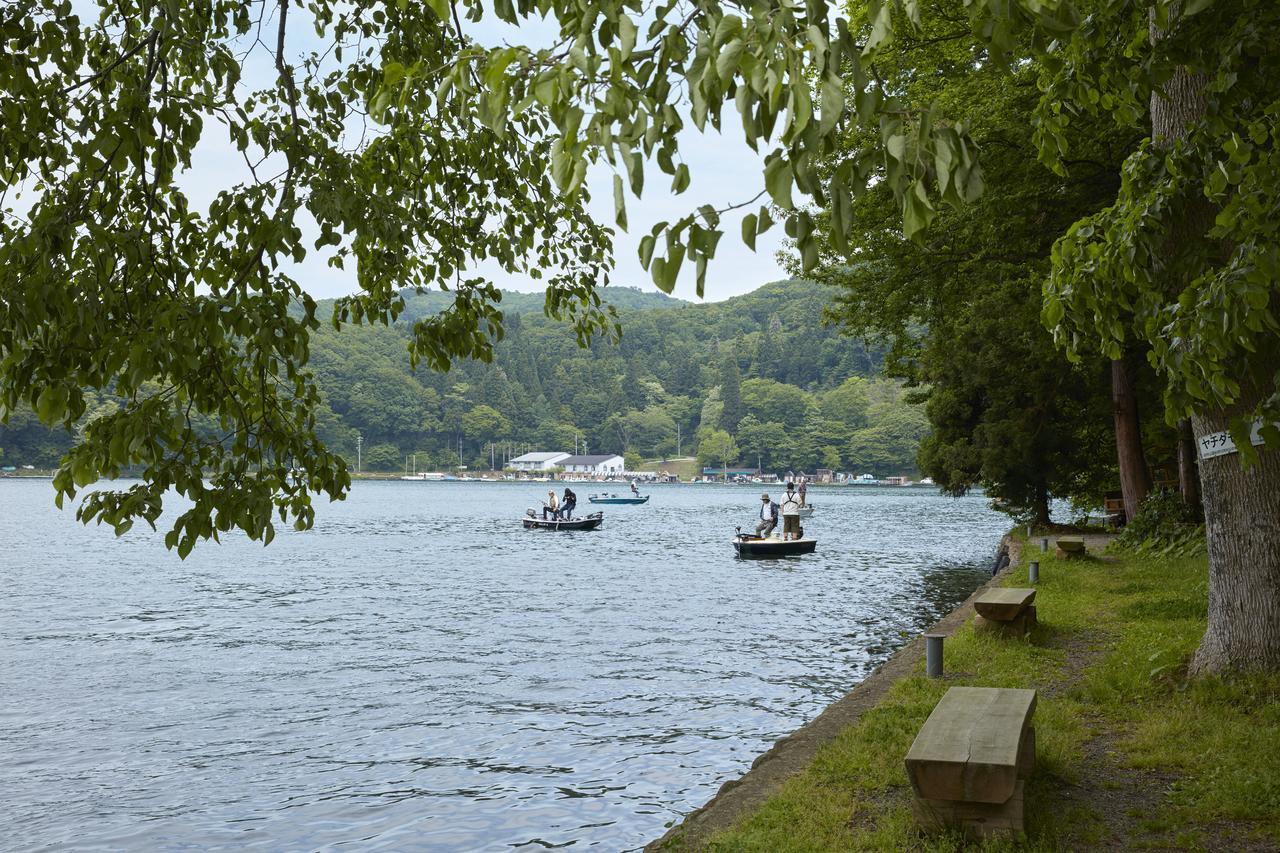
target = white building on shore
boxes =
[559,454,626,476]
[510,451,571,472]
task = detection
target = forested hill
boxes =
[392,285,687,320]
[1,280,929,475]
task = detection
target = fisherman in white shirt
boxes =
[780,481,803,540]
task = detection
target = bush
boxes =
[1109,489,1206,557]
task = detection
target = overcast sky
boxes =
[233,7,794,304]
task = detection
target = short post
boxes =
[1025,524,1032,539]
[1040,537,1049,552]
[1029,561,1040,584]
[925,633,945,678]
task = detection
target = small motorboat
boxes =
[733,529,817,558]
[587,494,650,505]
[523,510,604,530]
[797,505,815,518]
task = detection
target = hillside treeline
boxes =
[1,280,928,476]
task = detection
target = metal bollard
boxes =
[925,633,945,678]
[1041,537,1049,552]
[1026,524,1033,539]
[1029,560,1040,584]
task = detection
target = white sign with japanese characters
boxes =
[1198,420,1269,460]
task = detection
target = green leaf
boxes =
[716,37,745,82]
[742,212,758,250]
[818,73,843,137]
[613,173,628,230]
[671,163,690,193]
[764,155,794,210]
[618,16,637,58]
[36,386,68,424]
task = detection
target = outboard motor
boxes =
[525,508,536,518]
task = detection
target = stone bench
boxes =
[1056,536,1086,559]
[973,587,1037,637]
[905,686,1037,839]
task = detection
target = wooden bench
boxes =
[1056,536,1086,559]
[905,686,1037,839]
[973,587,1037,636]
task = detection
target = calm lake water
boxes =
[0,479,1007,851]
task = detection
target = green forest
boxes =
[0,280,930,476]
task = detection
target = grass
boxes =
[660,537,1280,851]
[639,456,700,479]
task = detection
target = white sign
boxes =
[1198,420,1271,460]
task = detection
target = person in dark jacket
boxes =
[560,487,577,520]
[755,493,779,537]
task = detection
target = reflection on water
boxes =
[0,480,1006,850]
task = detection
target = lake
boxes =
[0,479,1008,850]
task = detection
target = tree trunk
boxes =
[1149,16,1280,674]
[1032,482,1051,528]
[1111,356,1150,523]
[1189,406,1280,675]
[1176,418,1201,516]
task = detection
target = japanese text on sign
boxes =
[1198,421,1270,460]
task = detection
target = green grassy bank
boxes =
[660,538,1280,851]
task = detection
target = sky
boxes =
[189,5,795,305]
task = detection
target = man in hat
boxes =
[780,482,803,539]
[755,492,779,537]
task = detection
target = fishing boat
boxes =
[797,504,815,518]
[587,494,650,505]
[733,529,817,558]
[522,509,604,531]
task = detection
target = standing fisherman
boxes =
[780,482,803,540]
[561,487,577,520]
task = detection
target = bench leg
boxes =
[1018,726,1036,778]
[974,606,1037,638]
[912,780,1025,840]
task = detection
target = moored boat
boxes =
[733,531,817,558]
[522,510,604,530]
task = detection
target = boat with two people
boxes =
[522,509,605,530]
[732,527,817,558]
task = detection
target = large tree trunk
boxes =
[1176,418,1201,516]
[1149,21,1280,674]
[1111,356,1150,523]
[1189,404,1280,675]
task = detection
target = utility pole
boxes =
[676,423,681,457]
[355,432,362,473]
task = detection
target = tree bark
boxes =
[1189,405,1280,675]
[1111,356,1150,523]
[1032,481,1051,528]
[1148,13,1280,674]
[1176,418,1201,516]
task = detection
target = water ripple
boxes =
[0,480,1006,851]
